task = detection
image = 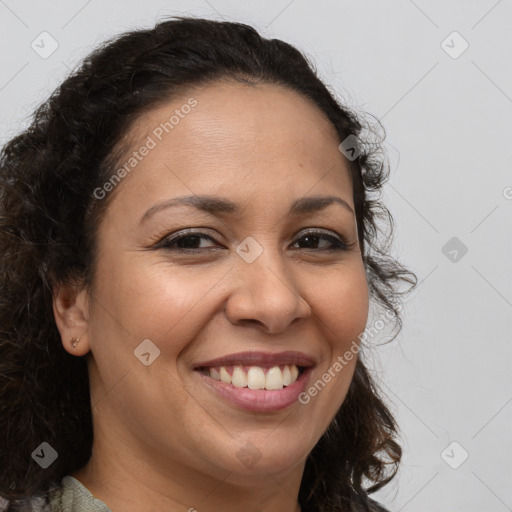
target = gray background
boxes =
[1,1,511,510]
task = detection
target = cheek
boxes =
[91,243,368,362]
[92,253,229,352]
[309,263,369,349]
[294,264,368,432]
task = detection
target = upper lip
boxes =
[194,350,316,369]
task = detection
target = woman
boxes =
[0,16,416,512]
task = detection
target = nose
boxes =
[224,245,312,334]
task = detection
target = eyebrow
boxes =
[140,194,354,224]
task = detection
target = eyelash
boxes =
[157,228,350,253]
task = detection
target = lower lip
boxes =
[196,367,313,412]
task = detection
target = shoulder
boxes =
[0,493,50,511]
[0,476,111,512]
[60,476,112,512]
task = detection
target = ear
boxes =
[52,280,91,356]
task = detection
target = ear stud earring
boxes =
[71,337,80,348]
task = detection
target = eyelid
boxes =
[297,227,340,237]
[157,227,222,245]
[156,226,351,251]
[294,228,351,250]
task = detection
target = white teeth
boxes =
[207,364,301,390]
[290,365,299,383]
[231,365,248,388]
[219,367,231,384]
[209,367,221,381]
[265,366,284,390]
[282,366,291,386]
[247,367,266,389]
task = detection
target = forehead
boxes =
[135,78,337,136]
[108,80,353,213]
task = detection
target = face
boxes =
[68,81,369,487]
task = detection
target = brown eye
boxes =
[157,229,224,252]
[292,230,348,251]
[156,229,349,253]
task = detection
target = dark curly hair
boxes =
[0,16,417,512]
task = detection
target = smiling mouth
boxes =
[195,364,305,391]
